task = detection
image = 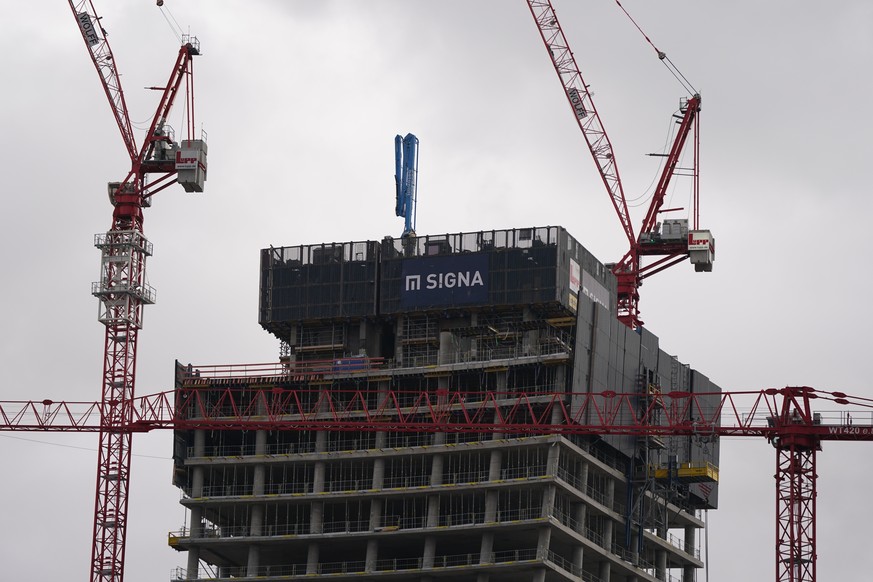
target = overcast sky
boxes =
[1,1,872,581]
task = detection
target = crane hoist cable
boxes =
[614,0,697,95]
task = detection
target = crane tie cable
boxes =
[158,3,185,44]
[614,0,698,95]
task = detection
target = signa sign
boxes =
[400,254,488,308]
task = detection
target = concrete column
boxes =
[546,442,560,477]
[488,450,502,481]
[684,523,696,555]
[365,458,385,572]
[484,450,501,522]
[536,526,552,560]
[683,564,695,582]
[479,449,501,565]
[422,537,436,569]
[305,431,328,574]
[572,502,587,572]
[423,494,440,563]
[491,409,504,442]
[430,451,444,487]
[683,523,697,581]
[311,458,325,534]
[605,478,615,511]
[372,458,385,490]
[492,371,508,440]
[598,560,611,581]
[579,461,590,496]
[368,496,384,530]
[245,543,260,577]
[480,532,494,564]
[375,380,389,449]
[365,539,378,573]
[306,543,320,575]
[246,430,268,576]
[541,484,556,518]
[439,330,454,365]
[572,544,584,575]
[656,548,667,580]
[532,568,547,582]
[602,519,613,553]
[310,429,327,531]
[185,430,206,579]
[422,441,442,569]
[522,306,539,356]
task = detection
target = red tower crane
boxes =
[526,0,714,328]
[67,2,206,581]
[1,378,871,582]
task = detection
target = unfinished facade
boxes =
[170,226,720,582]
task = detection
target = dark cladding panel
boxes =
[623,325,642,382]
[689,369,720,509]
[259,241,379,337]
[264,227,615,322]
[639,327,660,375]
[570,294,596,422]
[602,315,637,457]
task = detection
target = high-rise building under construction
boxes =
[169,225,720,582]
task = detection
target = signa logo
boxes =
[405,271,484,291]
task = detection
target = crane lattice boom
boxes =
[526,1,635,248]
[1,378,869,441]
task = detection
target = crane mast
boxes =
[68,2,206,581]
[526,0,713,328]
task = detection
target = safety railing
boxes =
[664,531,700,559]
[500,463,549,480]
[555,466,627,515]
[170,547,544,579]
[383,473,431,488]
[545,549,604,582]
[178,357,387,382]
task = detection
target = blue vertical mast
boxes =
[394,133,419,238]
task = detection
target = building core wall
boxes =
[171,226,719,582]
